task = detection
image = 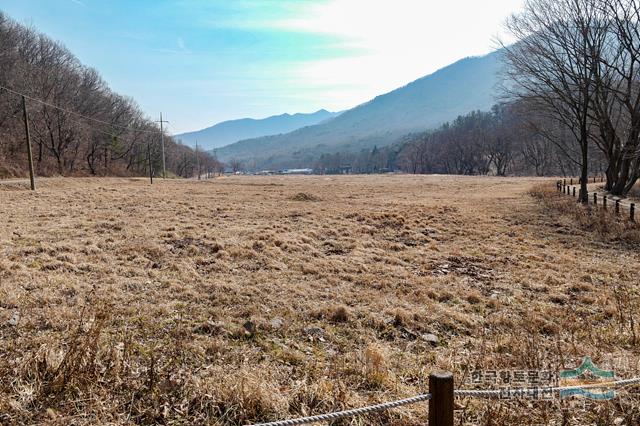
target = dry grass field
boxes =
[1,175,639,425]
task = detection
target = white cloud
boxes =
[262,0,524,110]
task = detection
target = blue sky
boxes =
[1,0,523,134]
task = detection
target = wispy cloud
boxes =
[70,0,86,7]
[177,37,186,51]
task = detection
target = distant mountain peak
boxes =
[175,109,338,150]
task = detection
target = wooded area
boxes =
[0,12,222,179]
[395,103,606,178]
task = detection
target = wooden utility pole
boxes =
[156,113,169,179]
[196,141,201,180]
[21,96,36,191]
[147,141,153,185]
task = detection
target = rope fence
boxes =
[248,393,433,426]
[247,373,640,426]
[556,177,637,223]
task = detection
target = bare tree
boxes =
[521,129,555,176]
[589,0,640,195]
[502,0,609,202]
[229,158,243,174]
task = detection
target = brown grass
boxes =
[1,175,640,425]
[289,192,322,202]
[531,184,640,244]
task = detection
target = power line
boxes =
[1,83,215,177]
[0,83,160,135]
[1,85,166,173]
[2,85,205,162]
[155,113,169,178]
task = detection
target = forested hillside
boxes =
[0,12,220,179]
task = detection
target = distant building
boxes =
[279,168,314,175]
[318,165,351,175]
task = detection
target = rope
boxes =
[246,393,432,426]
[455,389,502,398]
[552,377,640,392]
[248,378,640,426]
[455,377,640,399]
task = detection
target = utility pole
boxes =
[147,141,153,185]
[196,141,201,180]
[21,96,36,191]
[155,113,169,179]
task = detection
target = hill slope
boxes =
[217,50,503,169]
[176,110,338,150]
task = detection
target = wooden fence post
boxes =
[632,204,636,222]
[21,96,36,191]
[616,200,620,215]
[573,187,576,198]
[429,372,454,426]
[603,196,607,210]
[594,193,598,206]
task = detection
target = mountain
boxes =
[175,109,338,150]
[216,50,504,169]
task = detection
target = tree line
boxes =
[314,102,606,178]
[0,12,222,179]
[395,102,606,177]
